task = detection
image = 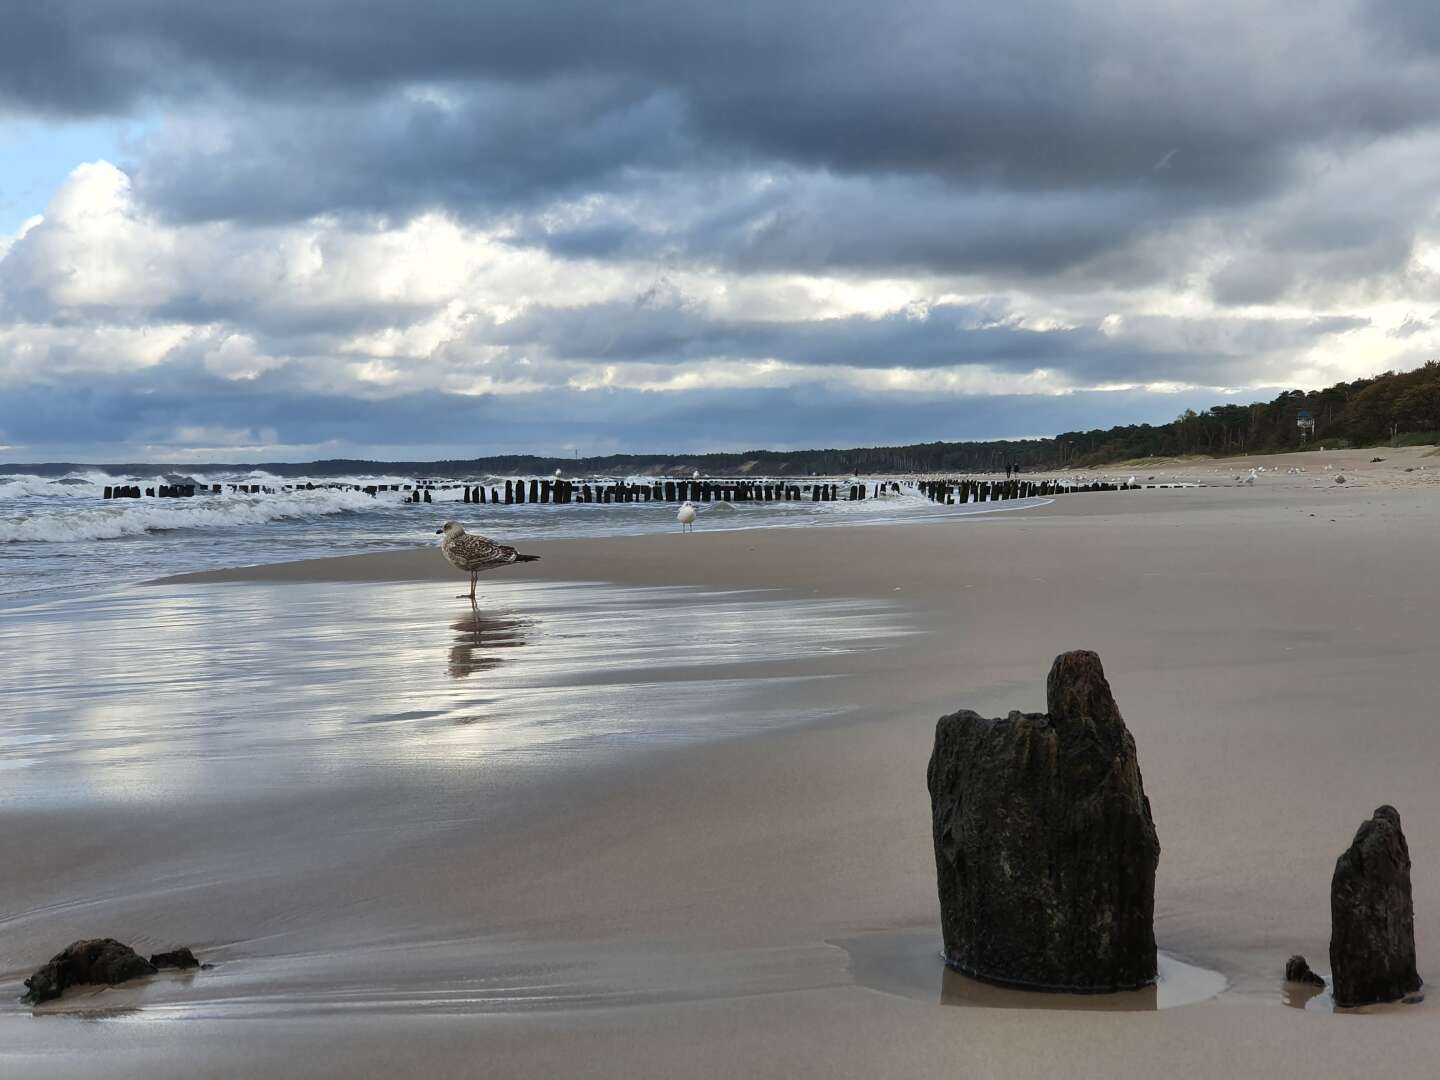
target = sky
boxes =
[3,1,1440,462]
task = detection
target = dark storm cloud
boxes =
[701,177,1166,277]
[483,299,1365,384]
[133,80,701,225]
[9,1,1439,254]
[0,0,1425,462]
[1364,0,1440,55]
[1198,131,1440,308]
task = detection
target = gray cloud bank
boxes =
[2,0,1437,457]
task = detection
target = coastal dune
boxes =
[5,469,1440,1077]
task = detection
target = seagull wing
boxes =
[445,532,516,572]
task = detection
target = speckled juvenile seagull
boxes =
[435,521,540,601]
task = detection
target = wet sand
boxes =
[6,453,1440,1077]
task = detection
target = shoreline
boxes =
[5,478,1440,1076]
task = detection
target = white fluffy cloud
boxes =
[0,146,1435,458]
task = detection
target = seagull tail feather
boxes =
[513,554,541,563]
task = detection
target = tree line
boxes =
[1047,360,1440,467]
[19,363,1438,478]
[347,361,1440,474]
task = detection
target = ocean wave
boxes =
[0,475,105,499]
[0,489,386,543]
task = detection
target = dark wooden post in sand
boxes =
[1330,806,1422,1006]
[928,651,1159,992]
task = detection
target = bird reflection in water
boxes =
[447,611,529,679]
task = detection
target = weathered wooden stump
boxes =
[1330,806,1422,1006]
[927,651,1160,992]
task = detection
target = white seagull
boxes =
[677,502,697,532]
[435,521,540,601]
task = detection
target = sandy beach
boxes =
[4,449,1440,1077]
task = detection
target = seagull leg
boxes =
[457,570,479,600]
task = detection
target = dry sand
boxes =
[7,448,1440,1077]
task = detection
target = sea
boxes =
[0,467,1049,606]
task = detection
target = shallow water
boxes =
[0,467,1049,604]
[837,929,1228,1011]
[0,575,919,1020]
[0,579,913,809]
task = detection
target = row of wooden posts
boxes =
[916,478,1142,504]
[105,481,444,500]
[99,477,1156,505]
[97,479,909,503]
[103,484,204,499]
[455,479,906,505]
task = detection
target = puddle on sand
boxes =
[836,928,1227,1012]
[1281,976,1427,1014]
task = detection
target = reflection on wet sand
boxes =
[0,579,910,807]
[447,611,529,678]
[836,929,1227,1012]
[938,963,1159,1011]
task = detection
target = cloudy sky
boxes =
[3,0,1439,461]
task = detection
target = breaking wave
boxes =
[0,489,385,543]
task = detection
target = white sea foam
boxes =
[0,489,386,543]
[0,473,114,499]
